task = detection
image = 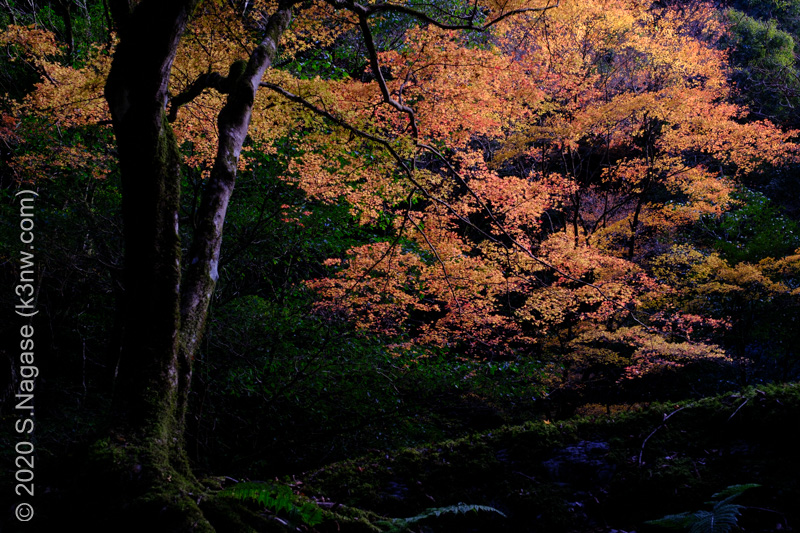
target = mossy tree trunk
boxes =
[105,0,197,464]
[103,0,293,528]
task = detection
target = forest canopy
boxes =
[2,0,800,531]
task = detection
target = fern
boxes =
[645,512,697,530]
[380,503,506,532]
[645,484,759,533]
[710,484,761,506]
[220,481,323,526]
[688,507,741,533]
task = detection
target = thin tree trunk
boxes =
[627,195,643,259]
[177,4,293,428]
[572,192,581,248]
[56,0,75,61]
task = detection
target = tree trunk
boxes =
[177,5,293,432]
[101,0,293,529]
[105,0,197,445]
[55,0,75,61]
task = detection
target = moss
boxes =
[298,383,800,532]
[60,431,217,532]
[88,436,127,465]
[317,506,386,533]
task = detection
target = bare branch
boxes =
[639,405,689,467]
[260,81,414,162]
[167,71,225,122]
[365,0,558,31]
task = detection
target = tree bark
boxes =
[101,3,208,529]
[105,0,199,440]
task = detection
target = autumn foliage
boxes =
[299,0,800,385]
[3,0,799,396]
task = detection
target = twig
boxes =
[513,470,536,482]
[727,397,749,422]
[638,405,688,467]
[406,212,463,314]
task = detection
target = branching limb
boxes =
[168,60,248,122]
[325,0,559,32]
[367,1,557,31]
[357,12,420,137]
[168,72,225,122]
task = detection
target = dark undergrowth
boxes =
[4,382,798,532]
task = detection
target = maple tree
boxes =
[4,0,800,528]
[302,0,798,391]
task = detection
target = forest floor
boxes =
[3,383,798,532]
[204,382,800,532]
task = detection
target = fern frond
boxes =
[710,483,760,506]
[688,505,741,533]
[220,481,323,526]
[402,503,506,525]
[644,511,696,530]
[647,483,757,533]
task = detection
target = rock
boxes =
[543,440,616,488]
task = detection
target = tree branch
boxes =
[325,0,559,32]
[357,12,419,137]
[168,59,252,122]
[259,82,657,334]
[367,0,558,30]
[177,4,294,421]
[167,71,225,122]
[407,212,463,314]
[639,405,689,467]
